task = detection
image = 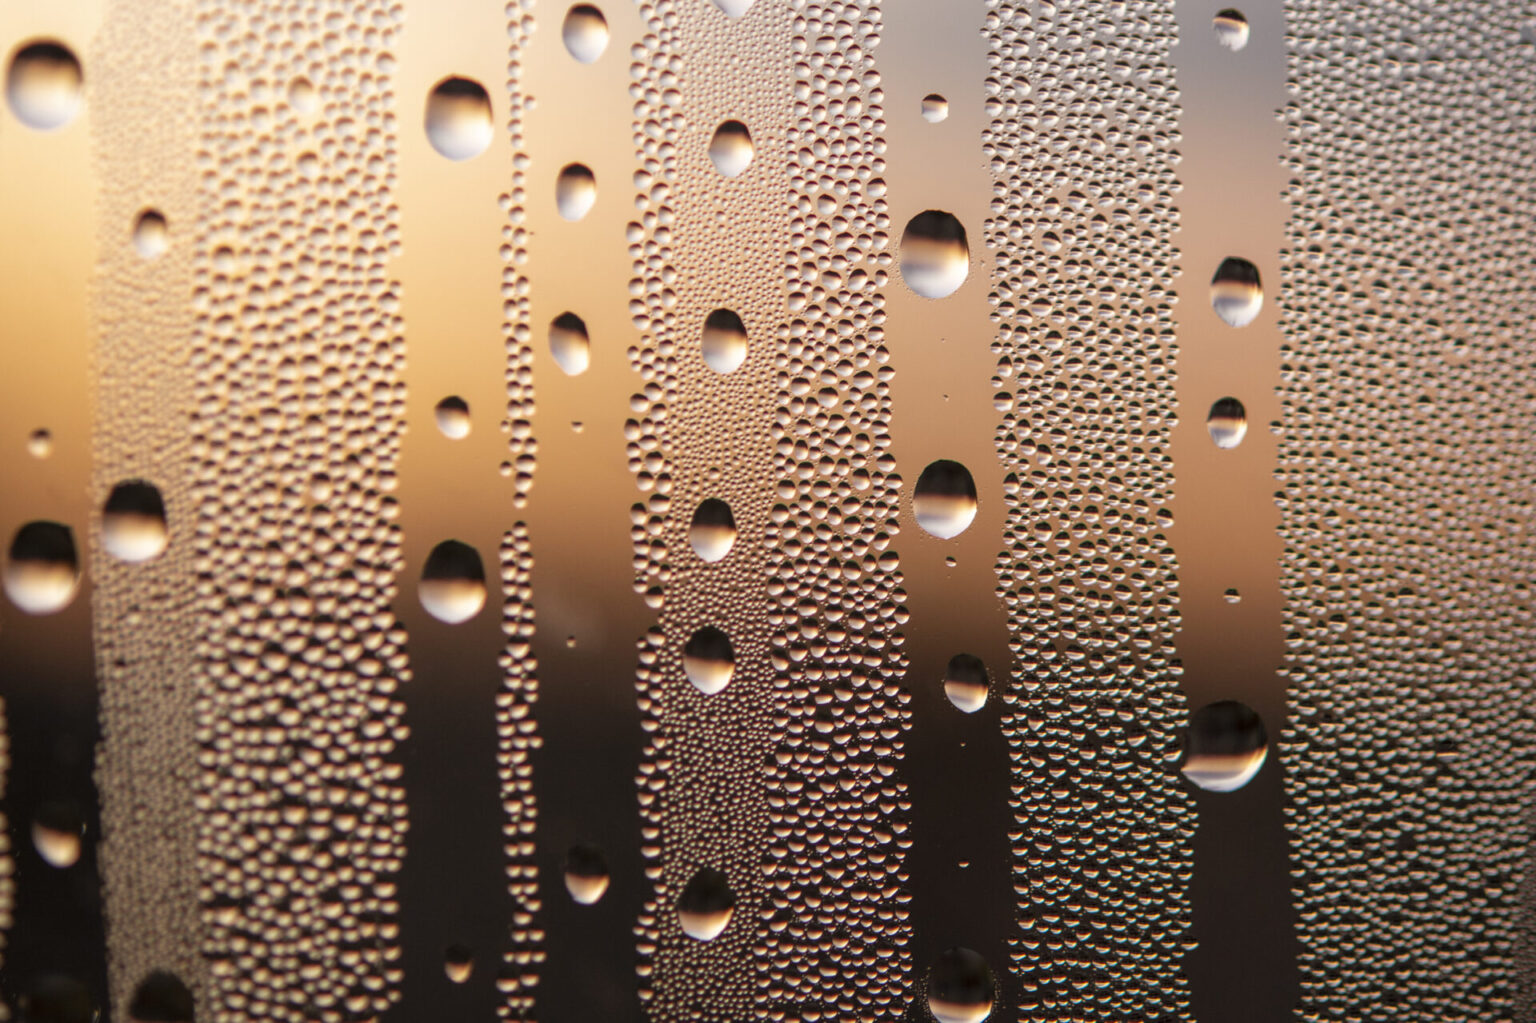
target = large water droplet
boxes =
[710,0,754,16]
[688,498,737,562]
[132,209,169,259]
[677,867,735,941]
[921,94,949,123]
[683,627,735,695]
[708,120,754,177]
[564,843,611,905]
[562,4,610,63]
[418,540,487,624]
[943,654,989,713]
[701,309,748,374]
[1213,9,1250,51]
[102,480,169,563]
[1207,397,1248,449]
[913,460,978,539]
[1210,257,1263,327]
[1182,700,1268,792]
[556,163,597,221]
[927,947,996,1023]
[424,76,493,161]
[549,312,592,376]
[434,396,471,439]
[6,41,82,131]
[900,211,969,299]
[5,521,80,614]
[32,801,83,868]
[443,945,474,984]
[127,971,193,1023]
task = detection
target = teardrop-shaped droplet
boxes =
[556,163,597,221]
[424,76,493,161]
[6,41,82,131]
[102,480,169,563]
[564,843,611,905]
[689,499,737,562]
[943,654,989,713]
[5,521,80,614]
[1182,700,1268,792]
[701,309,748,374]
[913,460,978,539]
[1210,257,1263,327]
[32,800,84,868]
[128,971,193,1023]
[1213,9,1250,51]
[710,0,754,16]
[927,947,996,1023]
[435,396,471,439]
[562,4,610,63]
[418,540,487,624]
[921,94,949,122]
[132,209,169,259]
[899,210,969,298]
[683,626,735,695]
[1207,396,1248,449]
[677,867,735,941]
[549,312,592,375]
[443,945,474,984]
[708,120,754,177]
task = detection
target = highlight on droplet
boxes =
[927,947,996,1023]
[1210,256,1263,327]
[913,459,978,539]
[708,120,755,177]
[6,40,83,131]
[701,309,749,374]
[4,521,80,615]
[1182,699,1268,792]
[688,498,737,562]
[424,75,493,161]
[434,396,471,439]
[564,843,611,905]
[102,480,169,563]
[562,4,610,64]
[556,163,598,221]
[943,653,989,713]
[899,210,969,298]
[677,866,735,941]
[549,312,592,376]
[1207,396,1248,450]
[683,626,735,695]
[1213,9,1251,51]
[418,539,487,624]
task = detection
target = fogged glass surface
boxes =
[0,0,1531,1021]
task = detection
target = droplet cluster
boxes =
[1276,4,1536,1021]
[983,0,1195,1018]
[189,0,410,1018]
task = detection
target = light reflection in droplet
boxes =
[6,40,83,131]
[424,76,493,161]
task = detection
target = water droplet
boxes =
[132,209,169,259]
[701,309,748,374]
[28,428,52,458]
[32,801,83,868]
[943,654,989,713]
[562,4,610,64]
[710,0,754,16]
[564,843,611,904]
[434,396,471,439]
[677,867,735,941]
[549,312,592,376]
[443,945,474,984]
[556,163,597,221]
[1207,396,1248,449]
[1210,257,1263,327]
[127,971,193,1023]
[683,626,735,695]
[287,76,318,114]
[913,460,978,539]
[424,76,493,161]
[708,120,754,177]
[1213,9,1250,52]
[4,521,79,614]
[102,480,169,563]
[927,947,996,1023]
[418,540,487,624]
[6,40,82,131]
[688,498,737,562]
[1223,588,1242,604]
[921,94,949,123]
[1182,700,1268,792]
[899,210,970,298]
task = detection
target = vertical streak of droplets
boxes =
[90,0,205,1015]
[190,0,409,1019]
[982,1,1194,1019]
[1278,4,1536,1021]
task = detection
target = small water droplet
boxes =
[677,867,735,941]
[28,429,52,458]
[927,947,996,1023]
[1210,257,1263,327]
[4,520,80,614]
[562,4,610,64]
[549,312,592,375]
[1182,700,1268,792]
[424,76,493,161]
[1213,9,1250,52]
[701,309,748,374]
[943,654,989,713]
[127,971,193,1023]
[913,460,978,539]
[287,76,318,114]
[32,801,84,868]
[102,480,169,563]
[443,945,474,984]
[132,209,169,259]
[434,396,471,439]
[6,40,82,131]
[688,498,737,562]
[921,93,949,122]
[899,210,970,299]
[708,120,754,177]
[556,163,597,221]
[418,540,487,624]
[1223,588,1242,604]
[683,626,735,695]
[1207,396,1248,449]
[564,843,611,904]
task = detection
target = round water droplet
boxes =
[710,0,754,16]
[20,975,94,1023]
[556,163,597,221]
[443,945,474,984]
[28,429,53,458]
[899,210,969,298]
[689,498,737,562]
[1223,588,1242,604]
[921,94,949,122]
[6,41,82,131]
[683,627,735,695]
[913,460,978,539]
[32,801,83,868]
[1207,396,1248,449]
[424,76,493,161]
[418,540,487,624]
[549,312,592,376]
[701,309,748,374]
[434,396,471,439]
[102,480,169,563]
[562,4,610,63]
[5,521,79,614]
[288,76,318,114]
[132,209,169,259]
[1210,257,1263,327]
[128,970,193,1023]
[927,947,996,1023]
[708,120,754,177]
[1213,9,1250,51]
[1182,700,1268,792]
[564,843,610,904]
[943,654,989,713]
[677,867,735,941]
